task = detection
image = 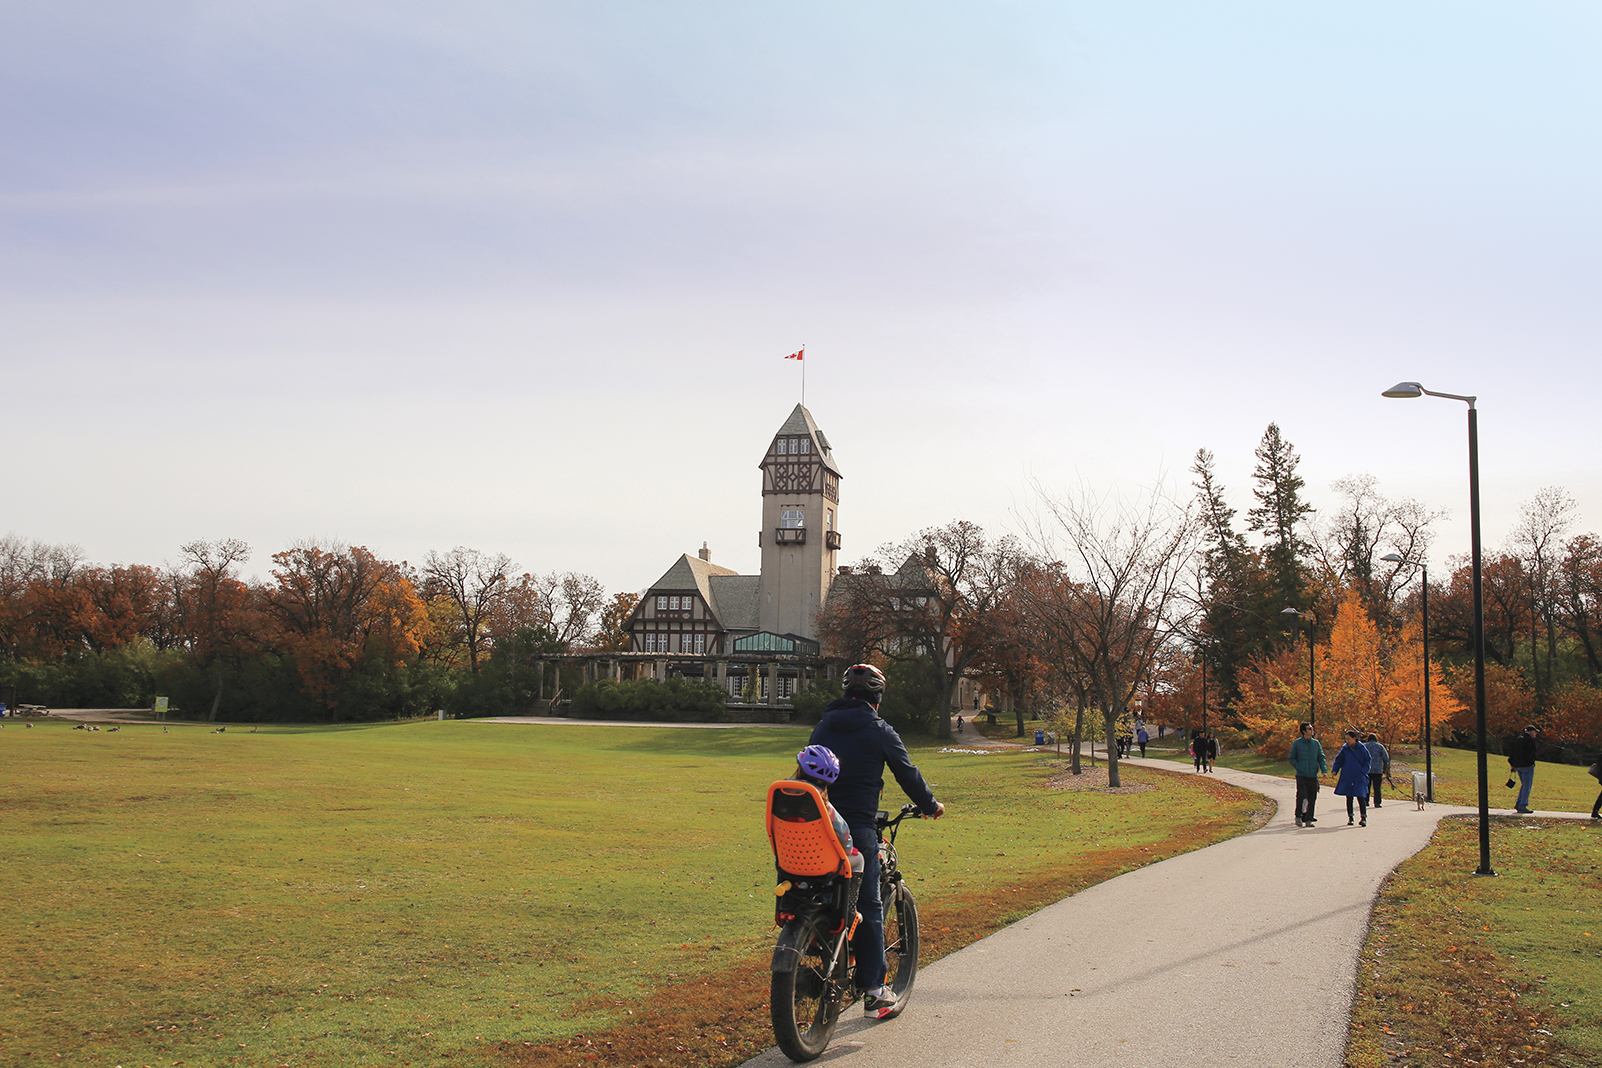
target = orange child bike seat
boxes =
[766,780,853,879]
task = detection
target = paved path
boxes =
[740,753,1586,1068]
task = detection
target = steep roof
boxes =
[644,553,740,627]
[770,403,842,478]
[707,574,761,632]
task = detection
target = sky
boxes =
[4,1,1599,594]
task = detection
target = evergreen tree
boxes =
[1192,448,1274,710]
[1247,423,1313,615]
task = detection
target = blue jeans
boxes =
[847,819,885,992]
[1514,765,1535,810]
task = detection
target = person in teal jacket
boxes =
[1288,722,1328,828]
[1331,729,1374,826]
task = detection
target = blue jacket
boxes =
[1331,742,1372,796]
[1288,736,1328,778]
[809,698,940,825]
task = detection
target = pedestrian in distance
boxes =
[1332,729,1373,826]
[1206,732,1219,773]
[1587,752,1602,820]
[1362,733,1390,808]
[1506,724,1542,814]
[1137,725,1149,757]
[1289,723,1328,827]
[1192,733,1205,772]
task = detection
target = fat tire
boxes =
[771,913,844,1062]
[879,881,919,1018]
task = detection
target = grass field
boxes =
[1156,742,1602,813]
[1347,815,1602,1067]
[0,718,1263,1068]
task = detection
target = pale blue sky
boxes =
[4,2,1598,590]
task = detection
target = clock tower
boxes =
[757,404,842,640]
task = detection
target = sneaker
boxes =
[864,987,897,1019]
[1294,817,1303,827]
[1515,808,1534,814]
[1360,818,1366,827]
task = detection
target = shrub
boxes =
[570,677,730,722]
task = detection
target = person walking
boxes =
[1588,752,1601,821]
[1289,723,1327,827]
[1507,725,1541,814]
[1137,725,1149,757]
[1192,733,1206,772]
[1362,733,1390,808]
[1332,729,1373,826]
[1205,732,1219,773]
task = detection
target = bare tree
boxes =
[1509,487,1577,692]
[1019,483,1199,787]
[422,547,514,675]
[176,538,252,720]
[821,521,1018,738]
[1309,475,1445,615]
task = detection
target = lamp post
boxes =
[1381,380,1493,876]
[1281,607,1316,727]
[1382,552,1433,802]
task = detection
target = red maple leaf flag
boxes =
[785,348,804,361]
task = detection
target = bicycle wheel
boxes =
[771,913,844,1062]
[880,881,919,1016]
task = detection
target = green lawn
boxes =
[1157,742,1602,812]
[0,718,1258,1068]
[1348,816,1602,1067]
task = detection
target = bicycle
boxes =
[766,796,922,1063]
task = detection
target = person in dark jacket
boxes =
[1507,725,1541,813]
[1362,733,1390,808]
[809,663,944,1019]
[1332,729,1373,826]
[1288,722,1328,827]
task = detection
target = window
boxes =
[780,509,804,529]
[687,633,705,654]
[799,437,810,454]
[826,510,834,531]
[656,596,668,611]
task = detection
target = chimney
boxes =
[699,542,711,562]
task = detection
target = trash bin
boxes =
[1035,729,1045,745]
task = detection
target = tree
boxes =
[493,571,608,649]
[1310,475,1445,620]
[820,521,1018,738]
[175,539,254,720]
[422,547,513,674]
[1020,483,1199,786]
[264,543,428,717]
[1191,448,1276,709]
[1558,533,1602,681]
[591,591,640,652]
[1508,487,1576,693]
[1247,423,1313,615]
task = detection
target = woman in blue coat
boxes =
[1331,728,1373,826]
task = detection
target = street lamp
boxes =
[1381,380,1493,876]
[1192,649,1208,740]
[1382,552,1433,802]
[1281,607,1316,727]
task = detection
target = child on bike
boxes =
[791,745,865,878]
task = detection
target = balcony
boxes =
[825,530,842,551]
[774,527,806,546]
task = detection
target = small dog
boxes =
[1412,770,1429,810]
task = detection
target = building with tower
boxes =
[622,404,841,702]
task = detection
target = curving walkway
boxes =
[740,751,1586,1068]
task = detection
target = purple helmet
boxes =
[796,744,841,784]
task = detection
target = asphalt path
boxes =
[740,750,1587,1068]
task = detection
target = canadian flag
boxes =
[785,348,804,361]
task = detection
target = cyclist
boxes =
[808,663,945,1019]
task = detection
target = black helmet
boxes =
[842,663,886,701]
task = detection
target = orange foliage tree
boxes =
[1444,660,1539,752]
[1238,589,1463,758]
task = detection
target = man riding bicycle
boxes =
[808,664,945,1019]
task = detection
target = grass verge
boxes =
[1,719,1264,1068]
[1346,815,1602,1068]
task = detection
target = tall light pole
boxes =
[1192,649,1208,739]
[1382,380,1493,876]
[1382,552,1433,802]
[1281,607,1316,727]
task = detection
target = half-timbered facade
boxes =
[626,403,841,660]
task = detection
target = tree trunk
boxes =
[1071,704,1084,775]
[1103,704,1121,788]
[208,662,223,722]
